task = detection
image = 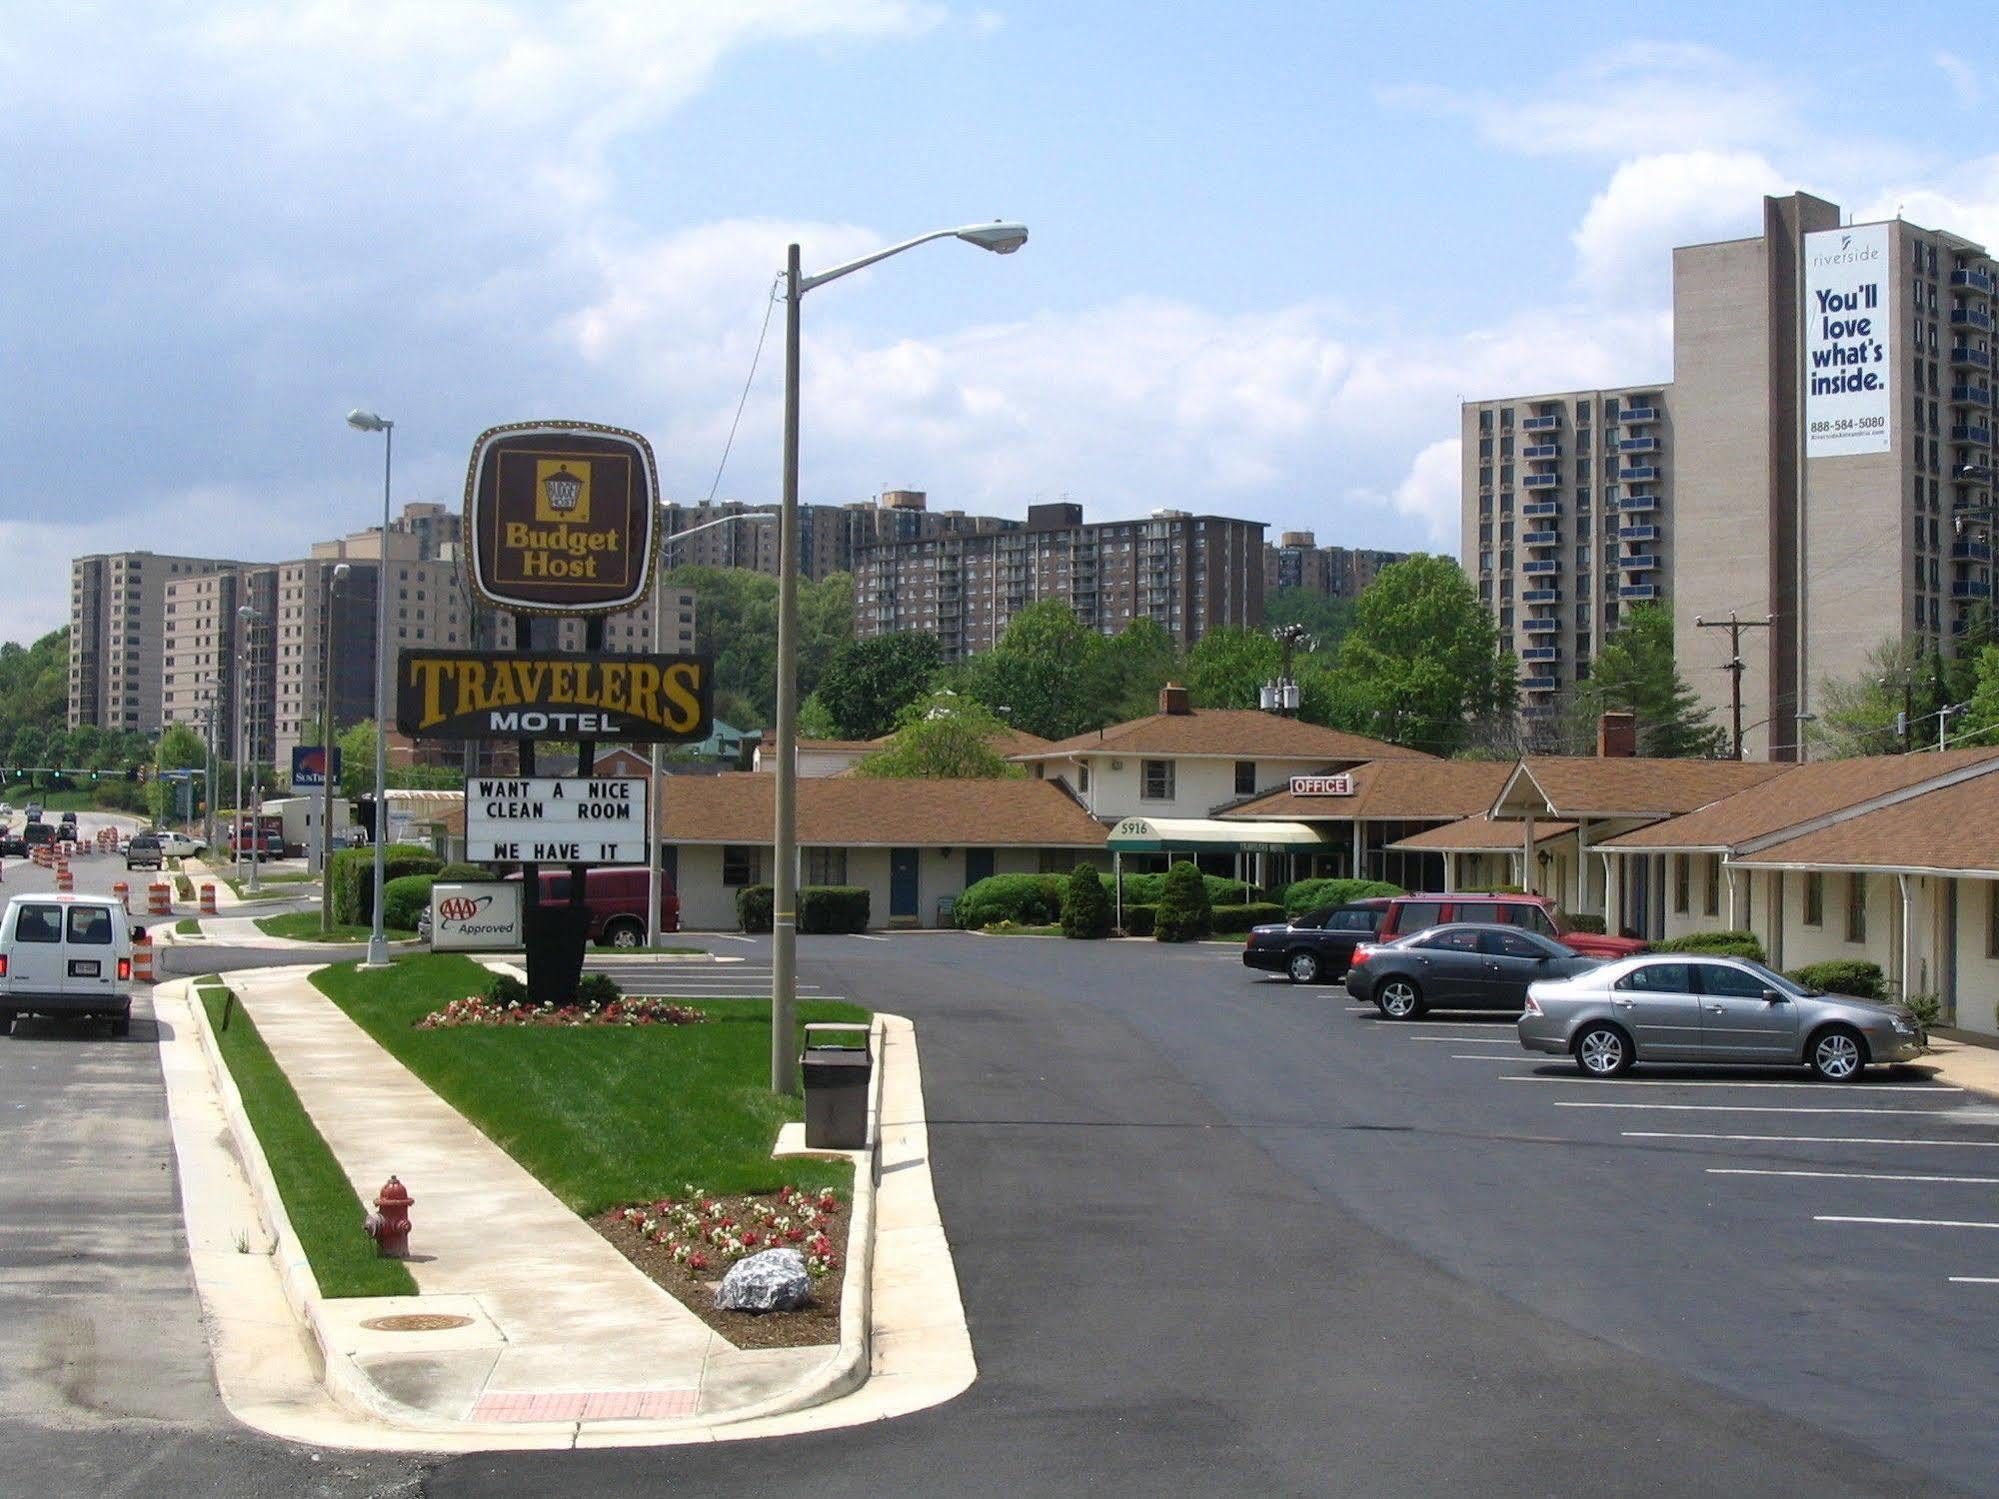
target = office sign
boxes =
[1803,224,1892,457]
[396,649,712,743]
[1289,774,1354,797]
[290,745,342,788]
[428,881,523,951]
[464,420,659,614]
[466,776,648,864]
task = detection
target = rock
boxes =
[714,1247,812,1313]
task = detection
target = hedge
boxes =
[1558,912,1606,934]
[1280,877,1403,919]
[1655,930,1767,961]
[955,873,1065,930]
[1117,872,1250,907]
[1786,960,1887,999]
[1155,863,1213,943]
[1209,902,1286,935]
[799,886,870,934]
[737,885,774,933]
[435,861,497,883]
[330,844,441,925]
[382,874,437,932]
[1120,904,1158,936]
[1061,865,1112,940]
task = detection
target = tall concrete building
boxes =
[1264,532,1409,597]
[1460,383,1673,715]
[660,490,1021,582]
[161,564,283,770]
[70,550,253,734]
[854,503,1266,659]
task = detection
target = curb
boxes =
[184,969,887,1444]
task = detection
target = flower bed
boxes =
[593,1183,848,1348]
[417,994,708,1029]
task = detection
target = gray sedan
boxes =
[1519,954,1926,1081]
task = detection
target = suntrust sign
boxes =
[464,420,659,613]
[1803,224,1892,457]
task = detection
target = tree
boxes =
[667,565,854,728]
[156,723,207,770]
[1183,628,1282,709]
[1264,587,1357,650]
[962,600,1105,740]
[813,633,945,740]
[1153,861,1213,942]
[1567,605,1723,758]
[1089,619,1181,725]
[1809,636,1939,758]
[851,692,1025,780]
[1329,555,1515,755]
[338,719,462,798]
[1060,863,1112,939]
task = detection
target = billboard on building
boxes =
[1803,223,1892,457]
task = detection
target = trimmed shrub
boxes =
[1154,862,1213,943]
[955,873,1065,930]
[483,970,529,1007]
[1061,864,1113,940]
[1557,912,1606,934]
[331,844,441,925]
[799,886,870,934]
[1786,959,1887,999]
[1280,877,1403,920]
[435,861,497,883]
[576,972,621,1008]
[1464,884,1527,895]
[381,874,437,932]
[737,884,774,934]
[1117,871,1250,907]
[1655,930,1767,961]
[1209,902,1287,935]
[1120,903,1158,936]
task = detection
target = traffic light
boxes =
[125,767,139,783]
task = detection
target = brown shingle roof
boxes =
[1388,814,1578,852]
[1732,772,1999,875]
[1220,758,1512,822]
[1498,756,1788,819]
[1598,747,1999,851]
[656,773,1107,848]
[1015,709,1431,763]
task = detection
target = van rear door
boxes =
[59,904,120,1000]
[8,903,64,991]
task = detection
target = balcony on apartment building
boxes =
[1954,579,1994,599]
[1952,307,1995,330]
[1523,500,1562,517]
[1522,559,1560,574]
[1521,644,1561,662]
[1952,346,1994,371]
[1521,676,1559,693]
[1522,616,1562,633]
[1621,553,1660,572]
[1952,386,1995,409]
[1522,473,1560,489]
[1618,435,1659,453]
[1522,587,1562,603]
[1522,414,1562,432]
[1619,405,1659,423]
[1521,529,1561,546]
[1953,540,1993,563]
[1952,268,1996,295]
[1619,583,1658,600]
[1951,425,1994,447]
[1521,443,1562,459]
[1619,465,1659,482]
[1618,524,1659,542]
[1617,491,1660,513]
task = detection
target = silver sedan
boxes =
[1519,954,1926,1082]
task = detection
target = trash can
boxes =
[801,1022,872,1149]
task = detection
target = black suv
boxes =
[124,833,164,870]
[1242,899,1392,985]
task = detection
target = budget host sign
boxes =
[396,649,713,743]
[464,420,659,614]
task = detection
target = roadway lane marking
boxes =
[1709,1168,1999,1184]
[849,934,889,942]
[1409,1035,1516,1044]
[1817,1215,1999,1231]
[1624,1131,1999,1148]
[1449,1055,1542,1062]
[1508,1076,1961,1092]
[1950,1276,1999,1284]
[1557,1101,1967,1117]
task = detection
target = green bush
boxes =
[1209,902,1287,935]
[799,886,870,934]
[1154,862,1213,943]
[381,874,437,932]
[576,972,621,1008]
[955,873,1065,930]
[435,861,497,883]
[1464,884,1527,895]
[330,844,442,925]
[737,884,774,934]
[1655,930,1767,961]
[1280,877,1403,919]
[1061,864,1113,939]
[1557,912,1606,934]
[1903,991,1943,1029]
[1120,904,1157,936]
[484,970,529,1007]
[1786,960,1887,999]
[1117,871,1250,907]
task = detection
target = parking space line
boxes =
[1624,1131,1999,1148]
[1507,1076,1960,1092]
[1450,1054,1541,1062]
[1409,1035,1516,1044]
[1556,1101,1965,1117]
[1817,1215,1999,1231]
[1950,1276,1999,1284]
[1709,1168,1999,1184]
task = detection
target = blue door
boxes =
[965,848,995,887]
[890,848,920,918]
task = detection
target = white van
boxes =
[0,894,137,1036]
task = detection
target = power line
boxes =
[1694,612,1774,760]
[705,275,783,506]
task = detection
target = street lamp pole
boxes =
[770,221,1027,1094]
[319,562,350,933]
[346,409,395,969]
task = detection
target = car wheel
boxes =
[1376,978,1424,1020]
[110,1014,131,1039]
[1808,1024,1867,1083]
[604,918,644,950]
[1286,949,1321,984]
[1573,1022,1634,1077]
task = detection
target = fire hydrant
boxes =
[363,1175,413,1258]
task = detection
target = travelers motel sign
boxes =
[396,649,713,743]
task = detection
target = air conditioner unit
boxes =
[1110,760,1123,771]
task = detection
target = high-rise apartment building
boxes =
[853,503,1265,658]
[659,491,1021,582]
[161,564,283,769]
[71,550,254,734]
[1460,384,1672,715]
[1263,533,1409,597]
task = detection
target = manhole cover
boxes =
[360,1313,473,1333]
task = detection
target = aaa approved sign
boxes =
[467,777,649,864]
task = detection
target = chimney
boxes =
[1159,683,1191,716]
[1597,711,1637,758]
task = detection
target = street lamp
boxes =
[236,604,264,892]
[770,220,1027,1093]
[346,408,394,968]
[319,562,351,932]
[647,509,775,948]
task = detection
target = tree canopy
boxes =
[850,691,1026,780]
[665,565,854,729]
[1567,605,1724,758]
[812,632,945,740]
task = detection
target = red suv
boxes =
[1373,893,1646,960]
[504,866,679,947]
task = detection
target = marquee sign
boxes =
[396,649,713,743]
[1289,774,1354,796]
[465,777,649,865]
[464,420,659,614]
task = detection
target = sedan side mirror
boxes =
[1761,988,1785,1003]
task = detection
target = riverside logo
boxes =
[396,649,713,743]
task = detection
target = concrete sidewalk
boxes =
[1925,1029,1999,1100]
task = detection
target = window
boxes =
[1141,760,1174,800]
[1234,760,1256,796]
[1694,962,1770,999]
[1988,883,1999,959]
[1039,849,1080,875]
[1077,762,1090,793]
[1804,872,1823,927]
[1673,855,1689,913]
[1703,855,1721,917]
[804,848,847,885]
[1395,901,1445,931]
[1617,961,1693,993]
[722,846,759,887]
[1479,928,1546,959]
[1845,875,1867,944]
[1328,908,1382,933]
[67,906,112,945]
[14,905,61,943]
[1416,928,1482,952]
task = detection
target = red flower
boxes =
[741,1231,760,1247]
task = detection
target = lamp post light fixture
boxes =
[345,408,395,969]
[319,562,351,932]
[770,220,1026,1094]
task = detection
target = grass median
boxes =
[195,980,417,1298]
[310,954,869,1216]
[254,912,415,943]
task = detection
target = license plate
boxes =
[67,960,100,978]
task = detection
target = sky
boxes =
[4,1,1998,646]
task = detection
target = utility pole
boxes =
[1695,612,1775,760]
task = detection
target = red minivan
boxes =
[504,866,680,947]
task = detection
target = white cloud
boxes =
[1853,157,1999,252]
[1387,439,1462,543]
[1936,51,1982,109]
[1571,151,1793,303]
